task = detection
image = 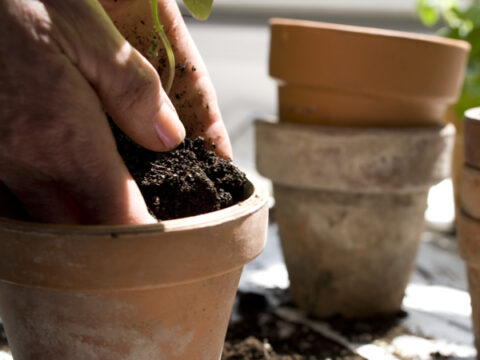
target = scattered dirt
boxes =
[111,122,248,220]
[326,310,408,344]
[223,291,369,360]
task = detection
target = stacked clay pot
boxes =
[256,18,469,318]
[458,108,480,353]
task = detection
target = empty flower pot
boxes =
[0,181,268,360]
[256,119,455,318]
[269,18,470,127]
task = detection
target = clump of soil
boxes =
[110,122,248,220]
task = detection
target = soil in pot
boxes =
[110,121,248,220]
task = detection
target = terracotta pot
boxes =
[464,107,480,169]
[269,18,470,126]
[0,181,268,360]
[458,108,480,354]
[256,119,454,318]
[457,212,480,353]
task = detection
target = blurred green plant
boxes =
[416,0,480,116]
[150,0,213,94]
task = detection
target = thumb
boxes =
[47,0,185,152]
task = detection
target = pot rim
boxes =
[269,18,470,105]
[0,179,269,290]
[0,179,267,235]
[256,118,455,193]
[466,107,480,122]
[270,18,470,50]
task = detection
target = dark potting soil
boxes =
[110,122,248,220]
[223,291,360,360]
[222,290,407,360]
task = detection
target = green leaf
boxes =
[464,4,480,27]
[416,0,440,26]
[183,0,213,20]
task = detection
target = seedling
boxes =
[150,0,213,94]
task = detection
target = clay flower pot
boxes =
[0,181,268,359]
[458,107,480,353]
[458,211,480,353]
[256,119,455,318]
[269,18,470,127]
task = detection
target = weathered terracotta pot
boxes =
[0,181,268,360]
[256,119,455,318]
[458,212,480,353]
[458,107,480,354]
[269,18,470,127]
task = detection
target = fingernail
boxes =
[154,103,185,150]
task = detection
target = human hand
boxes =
[101,0,232,158]
[0,0,231,224]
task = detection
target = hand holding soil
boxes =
[0,0,231,224]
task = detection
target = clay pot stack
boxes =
[458,108,480,353]
[0,181,268,359]
[256,18,469,318]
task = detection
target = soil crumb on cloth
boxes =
[222,291,362,360]
[111,122,248,220]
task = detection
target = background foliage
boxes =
[417,0,480,116]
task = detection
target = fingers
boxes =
[0,62,158,225]
[103,0,233,159]
[46,0,185,152]
[0,2,156,224]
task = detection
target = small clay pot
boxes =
[269,18,470,126]
[256,119,454,318]
[464,107,480,169]
[0,181,268,359]
[457,212,480,353]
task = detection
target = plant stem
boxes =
[151,0,175,94]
